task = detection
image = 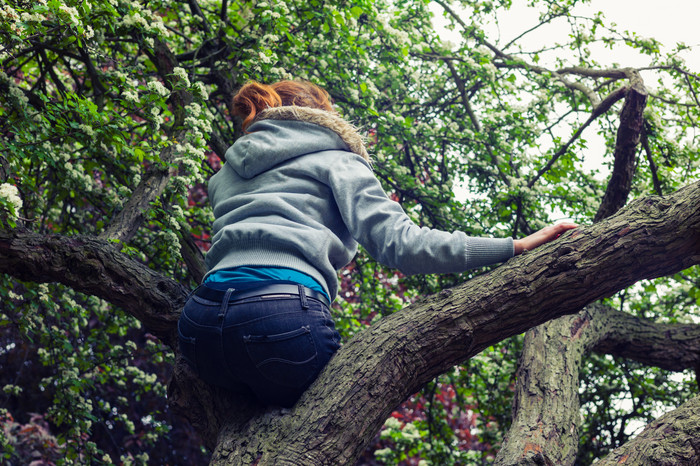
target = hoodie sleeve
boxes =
[327,152,514,275]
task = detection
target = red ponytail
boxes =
[233,80,334,131]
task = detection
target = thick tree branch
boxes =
[0,228,186,347]
[592,306,700,371]
[176,181,700,465]
[179,230,207,284]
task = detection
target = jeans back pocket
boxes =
[243,325,319,389]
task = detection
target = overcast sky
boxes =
[484,0,700,70]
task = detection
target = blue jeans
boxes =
[177,285,341,407]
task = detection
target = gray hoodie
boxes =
[205,107,514,300]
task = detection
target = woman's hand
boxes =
[513,222,578,255]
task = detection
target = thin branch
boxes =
[501,12,569,51]
[442,58,511,186]
[443,59,481,132]
[188,0,212,34]
[220,0,228,22]
[685,73,700,109]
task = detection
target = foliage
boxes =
[0,0,698,464]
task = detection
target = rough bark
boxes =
[597,395,700,465]
[594,75,648,223]
[495,314,586,466]
[0,229,185,347]
[592,306,700,371]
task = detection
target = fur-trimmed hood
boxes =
[225,106,370,179]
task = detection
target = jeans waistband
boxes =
[195,283,330,307]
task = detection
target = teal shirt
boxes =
[204,266,331,303]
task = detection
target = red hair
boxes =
[232,80,334,131]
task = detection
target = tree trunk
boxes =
[497,75,654,465]
[495,314,586,466]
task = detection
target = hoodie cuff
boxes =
[464,237,514,269]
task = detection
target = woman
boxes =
[177,80,577,408]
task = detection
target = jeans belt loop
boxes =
[298,284,309,310]
[218,288,236,319]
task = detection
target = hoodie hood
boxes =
[225,106,369,179]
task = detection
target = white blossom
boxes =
[123,90,139,102]
[121,12,147,28]
[147,80,170,97]
[0,5,20,22]
[172,67,190,87]
[20,12,46,23]
[58,5,81,27]
[258,51,272,64]
[192,82,209,99]
[0,183,22,216]
[79,124,95,138]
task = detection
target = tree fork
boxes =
[1,183,699,463]
[188,181,700,465]
[495,303,700,465]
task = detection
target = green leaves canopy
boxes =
[0,0,698,463]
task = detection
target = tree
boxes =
[1,0,698,464]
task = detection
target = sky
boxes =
[486,0,700,70]
[577,0,700,69]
